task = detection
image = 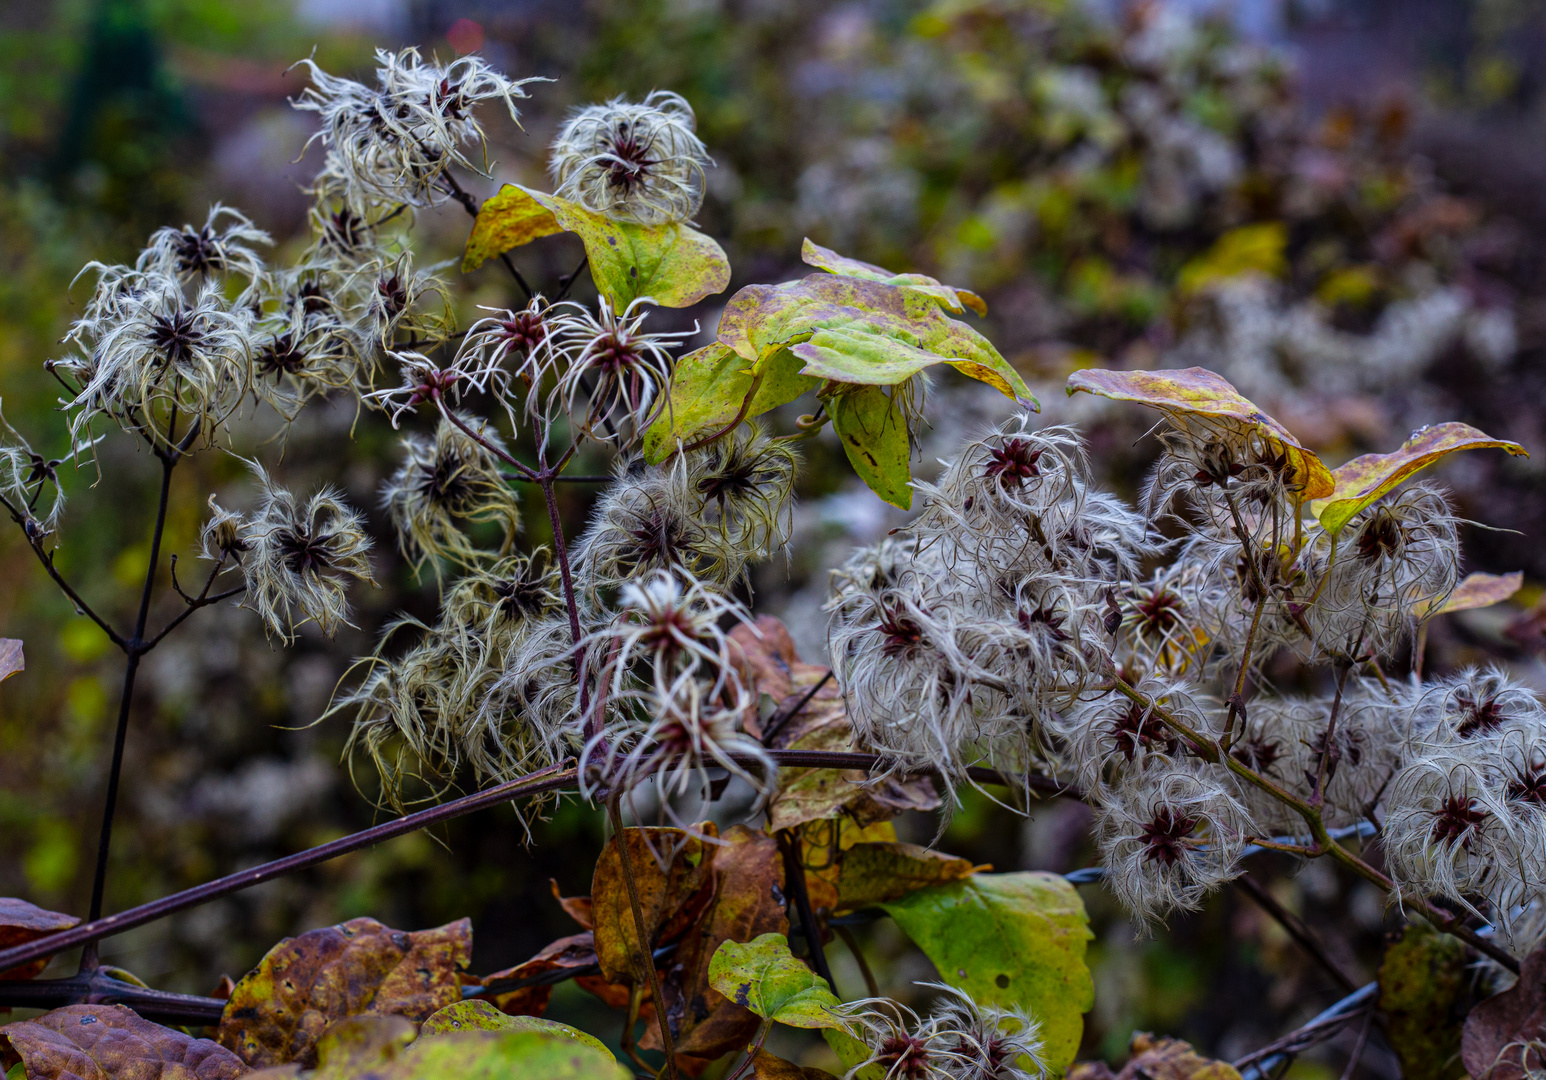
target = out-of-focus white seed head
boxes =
[549,91,711,225]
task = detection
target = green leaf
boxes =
[802,238,987,317]
[1378,923,1473,1080]
[642,343,751,464]
[822,1028,885,1080]
[793,327,947,385]
[718,275,1034,407]
[1310,421,1528,538]
[419,1000,614,1060]
[708,933,844,1031]
[877,872,1093,1073]
[830,385,912,509]
[462,186,564,272]
[305,1017,628,1080]
[524,188,729,309]
[460,185,730,309]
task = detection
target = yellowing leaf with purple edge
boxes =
[717,275,1034,408]
[1415,571,1524,619]
[801,238,988,317]
[1065,366,1334,501]
[1312,422,1529,538]
[462,185,564,272]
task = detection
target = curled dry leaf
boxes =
[833,841,980,913]
[0,1003,249,1080]
[1113,1032,1242,1080]
[641,825,788,1062]
[549,879,594,931]
[471,931,599,1017]
[1312,422,1528,538]
[0,898,79,981]
[591,825,717,985]
[1065,366,1335,502]
[749,1048,840,1080]
[1462,943,1546,1080]
[216,916,472,1068]
[730,617,940,831]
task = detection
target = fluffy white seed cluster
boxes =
[837,984,1048,1080]
[549,91,712,225]
[824,408,1508,927]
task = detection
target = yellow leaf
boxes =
[1311,422,1528,537]
[1065,366,1334,501]
[461,185,563,272]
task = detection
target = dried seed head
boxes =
[549,91,711,225]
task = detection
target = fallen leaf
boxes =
[750,1048,840,1080]
[644,826,788,1061]
[1379,922,1472,1080]
[1312,422,1527,538]
[0,1003,248,1079]
[216,916,472,1067]
[1462,942,1546,1080]
[1115,1033,1241,1080]
[591,826,717,985]
[878,873,1093,1073]
[835,842,978,912]
[0,898,79,981]
[1065,367,1334,502]
[707,934,844,1031]
[472,931,598,1017]
[0,641,21,685]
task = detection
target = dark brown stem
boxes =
[1312,660,1355,807]
[607,800,679,1080]
[835,924,879,998]
[84,444,177,942]
[1233,872,1355,991]
[778,830,836,993]
[1,494,126,650]
[760,671,833,747]
[0,753,1061,981]
[439,170,535,301]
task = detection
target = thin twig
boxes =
[1233,872,1356,991]
[760,671,834,747]
[607,800,680,1080]
[1338,1008,1375,1080]
[835,924,879,998]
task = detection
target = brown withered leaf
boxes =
[592,826,717,985]
[550,879,595,930]
[0,1003,249,1079]
[216,916,471,1068]
[473,931,599,1017]
[750,1048,840,1080]
[1114,1033,1242,1080]
[732,618,939,831]
[642,826,788,1063]
[1463,943,1546,1080]
[0,641,21,685]
[0,897,79,980]
[834,841,980,913]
